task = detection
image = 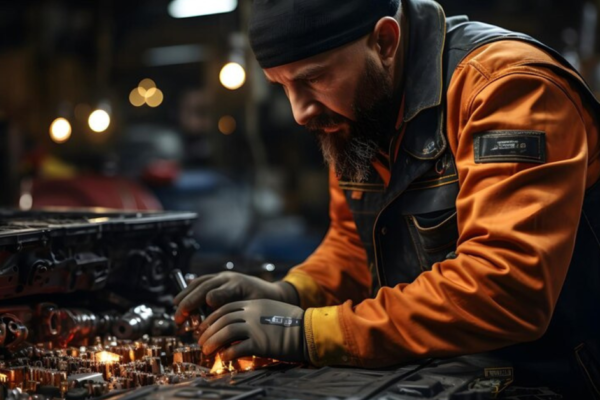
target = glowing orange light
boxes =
[218,115,236,135]
[208,354,276,374]
[237,357,255,371]
[95,351,121,363]
[210,353,228,375]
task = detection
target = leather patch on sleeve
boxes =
[473,131,546,164]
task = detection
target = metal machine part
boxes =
[0,209,196,347]
[35,304,117,346]
[0,335,279,394]
[0,210,198,303]
[112,305,175,340]
[0,314,28,351]
[0,304,175,347]
[112,305,154,340]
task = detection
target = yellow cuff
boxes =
[283,271,327,309]
[304,306,351,367]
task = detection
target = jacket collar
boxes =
[402,0,447,123]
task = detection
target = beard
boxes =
[307,57,396,183]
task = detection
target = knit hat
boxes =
[249,0,401,68]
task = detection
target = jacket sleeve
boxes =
[283,167,371,310]
[302,67,591,367]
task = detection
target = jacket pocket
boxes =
[406,208,459,272]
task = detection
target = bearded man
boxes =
[174,0,600,396]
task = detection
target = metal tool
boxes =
[171,269,208,323]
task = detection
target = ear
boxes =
[371,17,401,68]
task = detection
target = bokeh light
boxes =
[145,89,164,108]
[130,79,164,108]
[49,118,72,143]
[218,115,236,135]
[129,88,145,107]
[139,78,156,91]
[219,63,246,90]
[88,110,111,133]
[19,194,32,211]
[144,87,157,99]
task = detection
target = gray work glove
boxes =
[198,299,307,363]
[173,272,299,325]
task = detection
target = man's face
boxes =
[264,38,397,182]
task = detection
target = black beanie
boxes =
[249,0,401,69]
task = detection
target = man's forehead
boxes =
[263,63,327,84]
[262,39,364,84]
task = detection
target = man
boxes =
[175,0,600,395]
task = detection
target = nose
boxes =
[288,90,322,126]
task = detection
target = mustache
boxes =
[305,113,350,132]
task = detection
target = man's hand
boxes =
[199,300,308,362]
[173,272,299,324]
[199,299,307,363]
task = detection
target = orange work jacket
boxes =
[283,0,600,370]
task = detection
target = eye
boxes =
[307,76,322,85]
